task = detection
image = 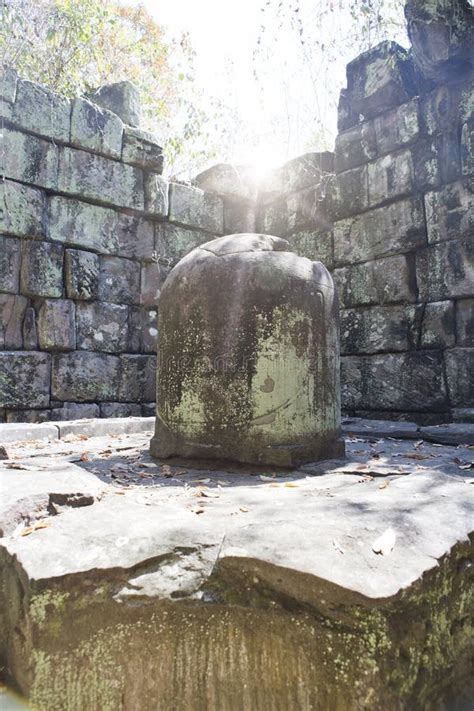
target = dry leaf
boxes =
[284,482,298,488]
[5,462,37,471]
[80,452,90,462]
[21,520,51,537]
[217,480,230,486]
[114,491,126,496]
[259,474,276,482]
[378,480,390,489]
[239,506,249,513]
[193,507,205,514]
[372,528,396,556]
[333,539,345,554]
[201,490,219,498]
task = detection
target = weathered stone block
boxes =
[70,98,123,159]
[345,41,416,119]
[420,84,464,135]
[329,166,369,219]
[0,98,12,120]
[420,301,455,349]
[141,402,156,417]
[286,230,333,268]
[5,409,52,424]
[417,240,473,301]
[51,352,121,402]
[374,98,420,155]
[445,348,474,407]
[119,354,156,402]
[140,308,158,354]
[0,294,27,349]
[127,307,142,353]
[13,79,70,142]
[65,249,99,301]
[50,402,100,420]
[224,202,256,234]
[334,122,377,173]
[334,254,415,308]
[144,174,169,217]
[141,262,165,307]
[368,149,414,207]
[411,139,441,191]
[461,120,473,179]
[405,0,473,82]
[256,198,288,237]
[88,81,141,127]
[22,307,38,350]
[100,402,142,418]
[116,213,154,260]
[286,186,329,234]
[341,351,448,412]
[425,181,473,244]
[0,351,51,408]
[76,302,128,354]
[58,147,144,211]
[0,180,45,239]
[0,66,18,103]
[169,183,224,234]
[195,164,256,201]
[99,256,140,305]
[333,197,426,266]
[47,196,118,254]
[258,153,333,203]
[456,298,474,347]
[37,299,76,352]
[0,235,21,293]
[340,305,420,355]
[20,241,63,298]
[2,128,59,190]
[122,127,164,171]
[337,87,356,132]
[156,223,211,264]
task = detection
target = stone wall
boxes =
[0,71,223,422]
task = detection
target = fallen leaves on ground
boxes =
[21,520,51,537]
[378,480,390,490]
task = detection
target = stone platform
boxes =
[0,419,473,710]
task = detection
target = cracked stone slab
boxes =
[0,429,472,710]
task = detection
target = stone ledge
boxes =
[0,417,155,444]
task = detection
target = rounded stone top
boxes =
[199,233,289,256]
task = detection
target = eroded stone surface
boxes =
[0,428,472,710]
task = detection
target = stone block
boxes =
[341,351,448,412]
[456,298,474,347]
[0,66,18,103]
[224,202,256,234]
[51,352,121,402]
[424,181,474,244]
[461,120,473,179]
[140,308,158,354]
[116,214,154,260]
[195,164,256,201]
[368,149,414,208]
[70,98,123,159]
[0,98,12,120]
[334,122,377,173]
[334,254,415,308]
[333,197,426,267]
[122,127,164,172]
[436,131,462,185]
[0,235,21,293]
[119,354,156,402]
[337,88,357,132]
[47,196,118,254]
[22,307,38,350]
[286,230,333,268]
[65,249,99,301]
[411,139,441,191]
[100,402,142,418]
[420,301,455,349]
[169,183,224,234]
[141,262,165,307]
[156,223,211,264]
[144,174,169,217]
[58,147,144,211]
[0,351,51,408]
[286,186,329,234]
[88,81,141,127]
[329,166,369,219]
[98,256,140,305]
[37,299,76,352]
[405,0,473,82]
[258,153,333,203]
[345,41,416,119]
[20,241,63,298]
[13,79,70,142]
[50,402,100,421]
[5,410,52,424]
[256,198,288,237]
[417,240,473,301]
[0,180,45,239]
[340,305,420,355]
[445,348,474,407]
[374,98,420,155]
[0,294,27,349]
[76,302,128,354]
[420,83,465,135]
[2,128,59,190]
[141,402,156,417]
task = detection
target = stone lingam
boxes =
[150,233,345,467]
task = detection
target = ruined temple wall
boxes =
[0,70,223,422]
[250,40,473,423]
